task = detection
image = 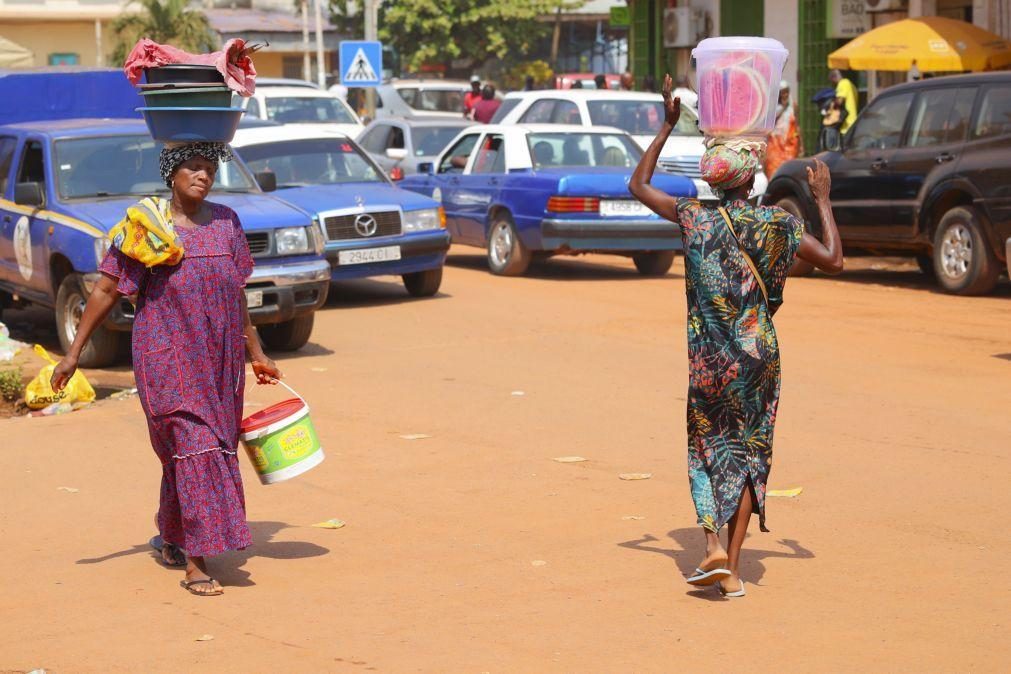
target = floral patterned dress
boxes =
[675,198,803,533]
[99,203,254,557]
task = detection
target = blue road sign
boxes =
[339,41,382,87]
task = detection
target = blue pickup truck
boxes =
[0,73,332,367]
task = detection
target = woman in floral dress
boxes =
[629,75,844,598]
[52,143,282,597]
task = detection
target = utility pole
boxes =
[301,0,310,83]
[363,0,380,121]
[314,0,326,88]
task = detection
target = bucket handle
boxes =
[245,374,307,409]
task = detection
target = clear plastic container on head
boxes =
[691,37,789,139]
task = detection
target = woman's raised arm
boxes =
[628,74,681,223]
[795,159,844,275]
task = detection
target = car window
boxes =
[389,126,405,150]
[359,126,390,153]
[472,135,505,174]
[238,138,384,187]
[587,99,698,136]
[550,100,581,124]
[439,133,479,173]
[17,141,45,185]
[847,93,914,151]
[246,97,262,118]
[413,126,469,156]
[490,98,520,123]
[527,132,642,168]
[264,96,357,124]
[0,136,16,194]
[907,88,976,147]
[398,87,465,113]
[521,99,559,124]
[972,85,1011,139]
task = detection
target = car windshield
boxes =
[527,132,643,168]
[238,138,384,187]
[54,135,254,199]
[413,126,470,156]
[586,99,700,136]
[264,96,357,124]
[397,87,465,112]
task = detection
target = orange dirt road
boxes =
[1,251,1009,672]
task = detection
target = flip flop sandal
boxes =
[180,578,224,596]
[149,535,186,568]
[717,580,746,598]
[686,558,731,586]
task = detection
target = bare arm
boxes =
[795,159,844,275]
[628,73,680,223]
[50,274,119,391]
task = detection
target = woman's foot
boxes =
[687,547,731,585]
[182,556,223,596]
[717,574,746,598]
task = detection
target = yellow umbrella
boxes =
[828,16,1011,72]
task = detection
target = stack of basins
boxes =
[137,64,243,142]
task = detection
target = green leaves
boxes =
[110,0,218,65]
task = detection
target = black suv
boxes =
[767,73,1011,295]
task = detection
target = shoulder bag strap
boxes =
[718,206,769,305]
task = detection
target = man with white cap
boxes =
[463,75,481,118]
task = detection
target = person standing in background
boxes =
[472,84,501,123]
[829,69,858,134]
[620,71,634,91]
[524,74,536,91]
[765,81,803,178]
[463,75,481,118]
[594,74,607,90]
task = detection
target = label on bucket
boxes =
[241,411,322,479]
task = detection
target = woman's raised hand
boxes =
[662,74,681,128]
[251,357,283,385]
[806,158,832,201]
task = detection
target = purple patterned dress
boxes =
[99,203,254,557]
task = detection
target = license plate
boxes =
[599,200,651,217]
[338,245,402,265]
[246,289,264,309]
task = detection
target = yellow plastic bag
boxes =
[24,344,96,410]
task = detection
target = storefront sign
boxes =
[827,0,870,38]
[610,6,630,28]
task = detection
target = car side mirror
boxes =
[255,171,277,192]
[386,147,408,161]
[14,182,44,207]
[417,162,434,175]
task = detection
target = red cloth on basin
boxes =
[124,38,257,96]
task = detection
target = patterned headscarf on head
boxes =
[159,142,234,188]
[699,142,763,198]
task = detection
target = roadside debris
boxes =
[57,486,79,493]
[194,634,214,642]
[311,519,346,529]
[0,322,28,363]
[619,473,652,481]
[399,433,431,440]
[621,515,646,521]
[553,456,587,463]
[531,560,547,566]
[768,487,804,497]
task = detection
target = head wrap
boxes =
[699,140,764,198]
[159,142,234,188]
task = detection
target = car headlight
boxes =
[275,226,311,254]
[94,236,111,265]
[402,208,444,232]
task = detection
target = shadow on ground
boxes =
[325,278,451,308]
[76,520,329,588]
[617,528,814,601]
[447,252,684,282]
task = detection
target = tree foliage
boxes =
[328,0,583,75]
[111,0,218,65]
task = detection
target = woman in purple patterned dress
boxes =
[51,143,282,597]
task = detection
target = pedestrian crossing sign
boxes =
[340,41,382,87]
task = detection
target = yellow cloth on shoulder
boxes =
[108,197,183,267]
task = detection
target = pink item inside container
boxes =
[692,37,788,138]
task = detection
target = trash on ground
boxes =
[399,433,431,440]
[310,367,328,372]
[25,345,96,409]
[311,519,346,529]
[531,560,547,566]
[768,487,804,498]
[619,473,653,481]
[553,456,587,463]
[0,322,28,363]
[29,402,74,417]
[622,515,646,521]
[109,387,138,400]
[57,486,79,493]
[511,390,526,396]
[194,634,214,642]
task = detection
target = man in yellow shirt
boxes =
[829,69,858,133]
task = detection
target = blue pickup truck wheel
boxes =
[487,216,531,276]
[402,268,443,298]
[259,314,315,352]
[56,274,122,368]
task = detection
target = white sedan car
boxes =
[234,86,364,138]
[491,89,767,202]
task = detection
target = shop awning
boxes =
[828,16,1011,72]
[0,36,33,68]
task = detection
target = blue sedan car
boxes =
[231,125,449,297]
[399,124,695,276]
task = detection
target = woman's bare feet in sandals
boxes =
[182,556,223,596]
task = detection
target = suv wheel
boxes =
[932,206,999,295]
[56,274,122,368]
[774,195,815,277]
[259,314,314,352]
[486,214,531,276]
[632,251,675,276]
[402,268,443,297]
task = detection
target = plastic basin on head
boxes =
[137,106,245,142]
[141,86,233,108]
[145,64,224,84]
